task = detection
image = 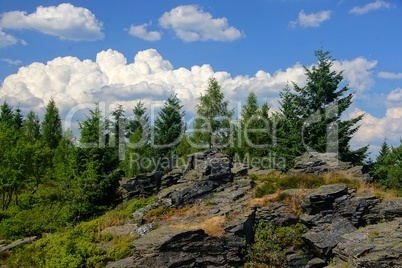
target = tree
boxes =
[42,98,62,149]
[153,94,185,158]
[79,102,109,146]
[193,77,234,151]
[0,101,15,128]
[279,48,368,165]
[123,101,154,176]
[23,111,41,142]
[239,92,272,159]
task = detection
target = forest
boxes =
[0,49,401,266]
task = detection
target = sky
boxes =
[0,0,401,156]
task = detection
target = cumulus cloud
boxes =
[0,3,104,41]
[378,71,402,79]
[387,88,402,103]
[349,107,402,151]
[129,23,162,41]
[159,5,242,42]
[290,10,332,28]
[332,57,377,93]
[349,0,394,15]
[0,48,378,134]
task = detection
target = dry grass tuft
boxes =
[199,216,226,237]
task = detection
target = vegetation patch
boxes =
[246,221,305,268]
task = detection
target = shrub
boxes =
[246,221,305,267]
[255,183,276,198]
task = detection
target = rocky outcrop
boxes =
[0,236,37,252]
[290,152,371,182]
[119,172,162,199]
[112,152,401,268]
[333,218,402,267]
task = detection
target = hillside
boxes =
[2,152,401,267]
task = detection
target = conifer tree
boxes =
[153,94,185,157]
[193,77,233,151]
[42,98,62,149]
[23,111,41,142]
[278,48,368,166]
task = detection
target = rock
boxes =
[286,250,315,267]
[120,172,162,199]
[0,236,37,252]
[306,257,327,268]
[160,168,183,190]
[256,202,299,227]
[202,153,233,182]
[333,218,402,267]
[101,224,138,237]
[105,257,136,268]
[301,184,348,215]
[302,217,356,259]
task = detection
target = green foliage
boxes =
[246,222,305,267]
[374,140,402,194]
[79,102,108,146]
[192,77,234,151]
[153,94,185,160]
[276,174,324,190]
[4,197,152,267]
[276,49,368,168]
[255,183,276,198]
[42,98,62,149]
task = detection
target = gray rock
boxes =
[120,172,162,199]
[0,236,37,252]
[333,218,402,267]
[302,184,348,215]
[303,217,356,259]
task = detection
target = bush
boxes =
[255,183,276,198]
[246,221,305,267]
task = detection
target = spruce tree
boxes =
[279,48,368,165]
[193,77,233,151]
[153,94,185,157]
[0,101,14,128]
[23,111,41,142]
[42,98,62,149]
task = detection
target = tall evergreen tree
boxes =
[279,48,368,165]
[240,92,272,158]
[42,98,62,149]
[0,101,14,128]
[79,102,108,146]
[23,111,41,142]
[127,101,149,137]
[193,77,233,151]
[153,94,185,158]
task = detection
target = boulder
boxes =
[301,184,349,215]
[333,218,402,267]
[0,236,37,252]
[120,172,162,199]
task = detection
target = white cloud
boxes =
[0,48,378,135]
[332,57,377,93]
[290,10,332,28]
[349,107,402,151]
[0,3,104,41]
[159,5,242,42]
[1,58,22,65]
[0,30,19,48]
[387,88,402,103]
[378,71,402,79]
[129,23,162,41]
[349,0,394,15]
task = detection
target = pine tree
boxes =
[127,101,149,137]
[193,77,234,151]
[240,92,272,158]
[280,48,368,165]
[0,101,15,128]
[23,111,41,142]
[79,102,108,146]
[153,94,185,157]
[42,98,62,149]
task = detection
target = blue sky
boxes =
[0,0,401,155]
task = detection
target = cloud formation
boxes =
[1,58,22,65]
[0,3,104,41]
[349,0,394,15]
[378,71,402,79]
[0,30,19,48]
[129,23,162,41]
[387,88,402,103]
[290,10,332,28]
[159,5,242,42]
